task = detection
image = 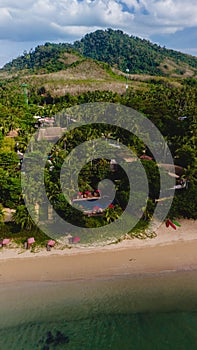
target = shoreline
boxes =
[1,239,197,283]
[0,218,196,259]
[0,219,196,283]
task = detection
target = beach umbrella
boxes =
[93,206,103,214]
[108,204,114,209]
[94,189,101,197]
[28,237,35,244]
[73,236,80,243]
[47,240,55,247]
[2,238,10,245]
[93,205,100,211]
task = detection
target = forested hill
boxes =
[2,43,75,73]
[73,29,197,76]
[2,28,197,77]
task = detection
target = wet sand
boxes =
[0,219,196,283]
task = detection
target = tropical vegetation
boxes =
[0,29,196,246]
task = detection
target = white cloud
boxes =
[130,0,197,32]
[149,0,197,24]
[0,7,12,24]
[0,0,197,41]
[1,0,197,66]
[0,0,133,41]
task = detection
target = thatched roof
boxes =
[36,127,67,141]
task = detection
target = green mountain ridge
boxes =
[2,28,197,78]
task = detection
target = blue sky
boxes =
[0,0,197,67]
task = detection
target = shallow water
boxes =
[1,271,197,349]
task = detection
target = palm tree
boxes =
[12,205,34,230]
[104,205,122,224]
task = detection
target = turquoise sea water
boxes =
[1,271,197,349]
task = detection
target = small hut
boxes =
[46,240,55,251]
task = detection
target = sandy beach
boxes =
[0,219,196,282]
